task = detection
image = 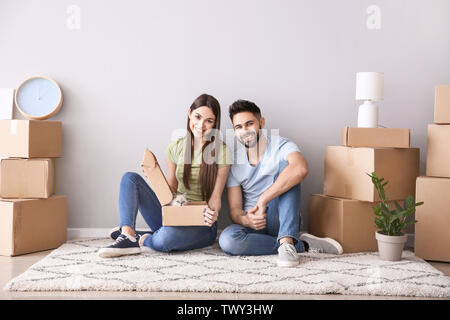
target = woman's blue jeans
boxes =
[118,172,217,252]
[218,160,304,255]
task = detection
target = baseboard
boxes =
[67,228,112,240]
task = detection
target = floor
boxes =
[1,245,449,300]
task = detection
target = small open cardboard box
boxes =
[140,148,208,226]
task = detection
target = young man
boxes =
[218,100,343,267]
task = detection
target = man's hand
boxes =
[244,211,267,230]
[247,198,267,216]
[245,199,268,230]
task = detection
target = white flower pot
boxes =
[375,231,407,261]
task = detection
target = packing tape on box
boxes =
[9,120,17,135]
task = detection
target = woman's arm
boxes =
[166,155,178,193]
[204,165,230,226]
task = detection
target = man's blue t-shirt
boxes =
[226,135,301,212]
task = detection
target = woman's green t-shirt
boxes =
[165,137,231,202]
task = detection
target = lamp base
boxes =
[357,101,378,128]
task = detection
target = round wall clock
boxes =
[15,76,63,120]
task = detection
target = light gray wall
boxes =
[0,0,449,231]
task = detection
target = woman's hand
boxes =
[207,196,221,212]
[204,197,221,226]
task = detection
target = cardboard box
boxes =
[0,195,67,256]
[140,148,208,226]
[341,127,410,148]
[434,84,450,124]
[308,194,379,253]
[0,158,55,198]
[0,120,62,158]
[414,176,450,262]
[426,124,450,178]
[324,146,419,202]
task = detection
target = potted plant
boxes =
[367,172,423,261]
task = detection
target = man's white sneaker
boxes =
[277,242,300,267]
[300,233,343,255]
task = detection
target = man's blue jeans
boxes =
[218,160,304,255]
[118,172,217,252]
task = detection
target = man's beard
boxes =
[238,131,260,148]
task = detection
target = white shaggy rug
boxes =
[4,238,450,298]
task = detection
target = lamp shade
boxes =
[355,72,384,101]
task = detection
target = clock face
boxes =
[15,76,62,120]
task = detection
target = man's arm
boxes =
[262,151,308,203]
[248,151,308,215]
[227,186,246,225]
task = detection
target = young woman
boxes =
[98,94,231,257]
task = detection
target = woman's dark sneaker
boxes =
[109,226,153,241]
[98,233,141,258]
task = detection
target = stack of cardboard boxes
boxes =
[308,127,420,253]
[415,84,450,262]
[0,120,67,256]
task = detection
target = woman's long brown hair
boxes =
[183,94,221,201]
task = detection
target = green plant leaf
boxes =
[373,206,382,216]
[406,219,418,226]
[367,171,422,235]
[393,200,404,212]
[405,195,415,208]
[375,219,384,230]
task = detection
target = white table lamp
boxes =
[355,72,384,128]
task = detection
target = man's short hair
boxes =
[229,99,261,121]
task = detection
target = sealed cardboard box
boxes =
[426,124,450,178]
[0,195,67,256]
[0,120,62,158]
[308,194,379,253]
[434,84,450,124]
[414,176,450,262]
[324,146,419,202]
[1,158,55,198]
[341,127,410,148]
[140,148,208,226]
